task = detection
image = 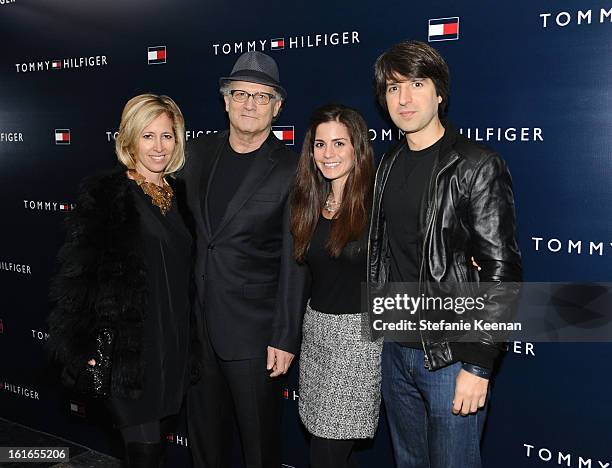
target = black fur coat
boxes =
[47,167,200,400]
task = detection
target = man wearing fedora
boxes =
[183,51,307,467]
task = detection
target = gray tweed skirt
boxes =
[299,303,383,439]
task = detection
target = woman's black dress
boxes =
[108,181,192,428]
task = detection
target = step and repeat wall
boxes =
[1,1,611,467]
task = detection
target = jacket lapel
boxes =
[197,132,227,240]
[209,133,281,241]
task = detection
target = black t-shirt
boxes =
[383,138,440,348]
[306,216,367,315]
[383,138,441,283]
[207,142,258,232]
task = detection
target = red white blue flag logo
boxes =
[148,46,166,65]
[272,126,294,145]
[271,38,285,50]
[55,129,70,145]
[52,60,62,70]
[428,17,460,42]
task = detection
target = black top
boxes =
[108,182,193,427]
[383,138,440,348]
[207,142,258,232]
[306,216,367,315]
[383,138,440,283]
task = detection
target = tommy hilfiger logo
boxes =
[540,7,612,28]
[270,38,285,50]
[368,127,544,142]
[272,126,294,145]
[23,200,75,212]
[32,330,50,341]
[55,129,70,145]
[428,17,460,42]
[212,31,360,55]
[282,387,299,401]
[531,237,612,256]
[0,261,32,274]
[148,46,166,65]
[166,433,189,447]
[0,132,23,142]
[1,381,40,400]
[15,55,108,73]
[524,443,610,467]
[106,129,220,142]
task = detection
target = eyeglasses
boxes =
[226,89,277,105]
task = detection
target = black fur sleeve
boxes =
[47,174,112,367]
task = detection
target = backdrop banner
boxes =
[1,1,611,467]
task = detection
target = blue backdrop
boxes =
[1,1,611,467]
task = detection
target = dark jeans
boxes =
[187,331,283,468]
[381,343,487,468]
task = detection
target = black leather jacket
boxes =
[368,123,522,370]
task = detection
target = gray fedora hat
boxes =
[219,51,287,99]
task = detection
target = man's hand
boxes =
[266,346,294,377]
[452,369,489,416]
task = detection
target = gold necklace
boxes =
[128,170,174,215]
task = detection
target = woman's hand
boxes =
[87,359,96,366]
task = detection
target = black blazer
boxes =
[181,131,308,360]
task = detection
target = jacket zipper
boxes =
[367,147,403,342]
[367,147,403,293]
[418,154,459,369]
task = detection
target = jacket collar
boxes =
[217,128,287,161]
[382,119,459,163]
[203,128,283,240]
[436,120,459,166]
[262,128,288,160]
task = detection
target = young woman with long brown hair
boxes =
[291,103,382,468]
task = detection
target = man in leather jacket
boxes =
[370,41,522,468]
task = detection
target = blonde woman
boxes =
[48,94,199,467]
